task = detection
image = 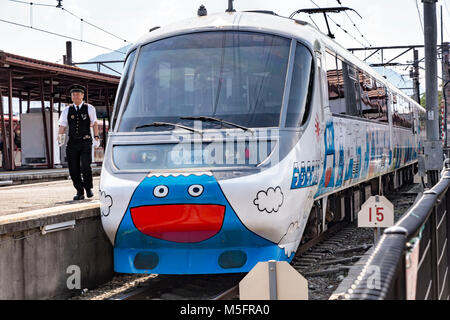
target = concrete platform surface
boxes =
[0,166,101,185]
[0,177,100,216]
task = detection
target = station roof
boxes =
[0,50,120,111]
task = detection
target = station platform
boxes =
[0,176,100,216]
[0,166,102,186]
[0,175,111,300]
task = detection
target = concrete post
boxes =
[423,0,442,184]
[424,0,439,141]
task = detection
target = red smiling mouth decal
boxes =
[130,204,225,243]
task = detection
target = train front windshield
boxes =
[118,31,304,132]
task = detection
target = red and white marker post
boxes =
[358,195,394,244]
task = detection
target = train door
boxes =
[387,91,394,166]
[316,49,332,232]
[315,50,328,122]
[319,49,336,181]
[412,104,418,152]
[315,49,329,189]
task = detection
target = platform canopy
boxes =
[0,50,121,171]
[0,50,120,111]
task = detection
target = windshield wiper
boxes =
[180,116,254,133]
[135,122,203,135]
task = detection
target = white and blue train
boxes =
[100,10,425,274]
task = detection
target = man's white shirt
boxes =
[58,102,98,127]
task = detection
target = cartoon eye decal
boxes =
[153,185,169,198]
[188,184,204,197]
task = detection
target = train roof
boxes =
[129,11,319,55]
[129,11,424,112]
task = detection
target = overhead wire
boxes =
[0,17,127,54]
[307,0,367,48]
[9,0,54,7]
[415,0,424,33]
[335,0,372,47]
[309,1,421,88]
[7,0,132,44]
[309,1,422,68]
[441,1,450,38]
[60,7,131,44]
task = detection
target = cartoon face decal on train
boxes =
[119,173,228,243]
[113,173,289,274]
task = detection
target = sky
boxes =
[1,0,450,93]
[1,0,449,61]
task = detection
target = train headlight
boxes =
[141,151,157,163]
[113,138,275,170]
[128,150,159,163]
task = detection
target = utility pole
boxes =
[441,6,449,153]
[65,41,72,66]
[423,0,442,186]
[443,44,449,150]
[413,49,420,103]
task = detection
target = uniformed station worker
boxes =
[58,84,100,200]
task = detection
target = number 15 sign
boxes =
[358,195,394,228]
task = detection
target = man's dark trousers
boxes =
[67,138,93,194]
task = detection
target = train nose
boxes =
[130,204,225,243]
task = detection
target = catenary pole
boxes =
[423,0,441,185]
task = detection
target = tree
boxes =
[420,90,443,109]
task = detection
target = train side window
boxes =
[418,108,427,144]
[112,50,136,131]
[411,103,418,134]
[360,75,387,122]
[353,72,362,116]
[378,84,388,123]
[392,93,399,126]
[325,51,345,114]
[393,94,412,128]
[285,43,313,127]
[341,60,359,116]
[400,97,413,128]
[360,72,374,118]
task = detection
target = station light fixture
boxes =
[41,220,75,235]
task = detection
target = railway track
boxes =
[70,221,371,300]
[111,274,243,300]
[295,183,421,299]
[292,223,373,300]
[112,222,351,300]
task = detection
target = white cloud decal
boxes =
[253,186,284,213]
[100,190,113,217]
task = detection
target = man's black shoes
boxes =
[73,194,85,201]
[86,189,94,198]
[73,189,92,200]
